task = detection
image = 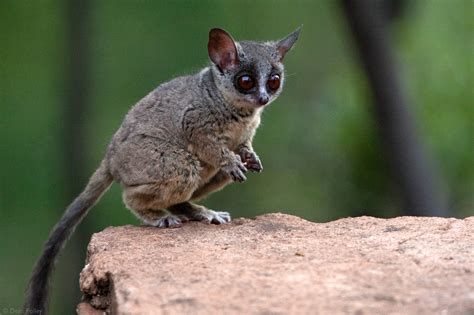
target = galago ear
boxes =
[208,28,239,71]
[276,26,302,61]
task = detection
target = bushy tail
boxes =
[24,160,113,314]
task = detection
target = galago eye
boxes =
[237,75,255,91]
[267,74,280,91]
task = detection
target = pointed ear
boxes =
[276,26,302,61]
[208,28,239,71]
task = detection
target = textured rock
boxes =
[78,213,474,315]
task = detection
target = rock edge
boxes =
[77,213,474,315]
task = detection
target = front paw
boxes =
[222,155,247,183]
[239,148,263,172]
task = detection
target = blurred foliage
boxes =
[0,0,472,313]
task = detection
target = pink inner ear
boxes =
[277,39,295,61]
[223,52,235,66]
[277,45,289,58]
[208,29,238,70]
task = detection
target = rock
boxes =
[78,213,474,314]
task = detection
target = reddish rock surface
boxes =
[77,213,474,315]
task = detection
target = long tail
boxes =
[24,159,113,314]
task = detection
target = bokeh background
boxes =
[0,0,472,313]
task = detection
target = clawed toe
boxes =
[164,203,232,226]
[203,210,231,225]
[154,215,182,228]
[212,211,231,224]
[190,209,231,225]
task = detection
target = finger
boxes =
[238,162,247,173]
[233,169,247,182]
[247,161,263,171]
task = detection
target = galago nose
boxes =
[258,95,269,106]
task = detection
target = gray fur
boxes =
[25,27,300,314]
[107,27,300,225]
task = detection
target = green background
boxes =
[0,1,472,313]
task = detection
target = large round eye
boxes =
[267,74,280,91]
[237,75,255,91]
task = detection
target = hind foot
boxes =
[168,202,231,225]
[153,214,182,228]
[194,209,231,224]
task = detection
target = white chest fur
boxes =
[225,112,261,151]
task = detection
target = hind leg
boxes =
[168,170,233,224]
[190,170,232,201]
[133,208,183,228]
[168,202,231,225]
[114,136,203,227]
[123,174,201,227]
[123,187,188,228]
